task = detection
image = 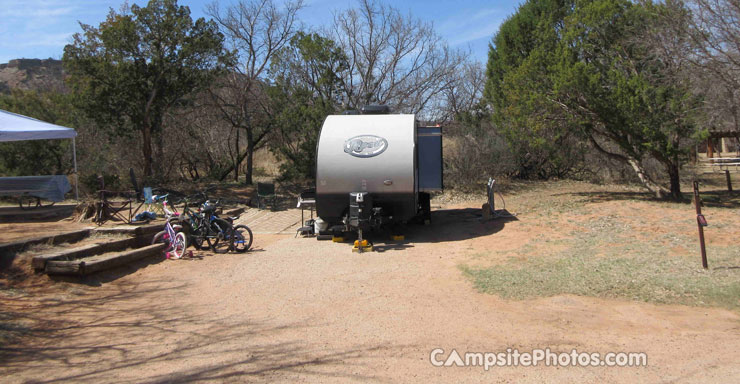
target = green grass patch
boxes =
[460,179,740,310]
[461,250,740,310]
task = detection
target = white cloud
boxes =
[0,0,113,61]
[437,7,500,33]
[435,7,505,47]
[447,21,503,46]
[2,5,77,18]
[12,32,75,47]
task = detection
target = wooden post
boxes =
[72,137,79,201]
[707,139,714,158]
[726,170,733,192]
[693,181,708,269]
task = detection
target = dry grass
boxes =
[460,177,740,310]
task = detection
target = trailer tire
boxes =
[418,192,431,224]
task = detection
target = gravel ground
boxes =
[2,182,739,383]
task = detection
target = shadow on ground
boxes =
[0,278,398,383]
[49,254,168,287]
[561,189,740,209]
[365,208,517,250]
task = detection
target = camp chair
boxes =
[143,186,153,205]
[128,168,171,214]
[256,182,277,210]
[140,187,160,216]
[94,175,135,226]
[145,188,175,217]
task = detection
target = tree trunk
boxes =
[245,130,254,185]
[588,135,670,198]
[667,161,682,200]
[216,138,254,183]
[626,157,669,199]
[155,130,164,179]
[142,122,153,177]
[234,129,240,181]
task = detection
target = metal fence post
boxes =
[693,181,708,269]
[725,170,733,192]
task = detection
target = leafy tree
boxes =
[555,0,700,198]
[63,0,229,178]
[0,90,76,176]
[485,0,587,179]
[485,0,700,198]
[268,32,347,180]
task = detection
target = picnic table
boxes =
[704,157,740,172]
[0,175,71,208]
[700,157,740,192]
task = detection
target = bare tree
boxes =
[441,61,487,121]
[329,0,465,120]
[166,91,235,181]
[656,0,740,135]
[207,0,303,184]
[687,0,740,135]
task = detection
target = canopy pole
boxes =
[72,137,79,201]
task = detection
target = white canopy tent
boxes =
[0,109,79,200]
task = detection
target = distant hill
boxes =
[0,58,66,94]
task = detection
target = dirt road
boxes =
[2,192,739,382]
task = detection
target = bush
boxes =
[443,109,519,190]
[444,132,516,190]
[81,173,121,193]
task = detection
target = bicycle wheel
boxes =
[189,218,208,250]
[206,217,232,254]
[151,230,169,245]
[170,232,188,259]
[231,225,253,253]
[191,232,206,250]
[151,226,182,245]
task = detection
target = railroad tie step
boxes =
[45,243,166,276]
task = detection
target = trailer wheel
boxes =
[418,192,431,224]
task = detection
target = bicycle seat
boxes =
[225,216,240,223]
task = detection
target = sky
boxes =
[0,0,519,64]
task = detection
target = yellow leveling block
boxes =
[391,235,405,241]
[352,239,374,252]
[332,236,344,242]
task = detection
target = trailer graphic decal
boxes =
[344,135,388,158]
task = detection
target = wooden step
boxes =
[0,229,92,255]
[32,236,144,270]
[45,243,166,276]
[93,223,162,237]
